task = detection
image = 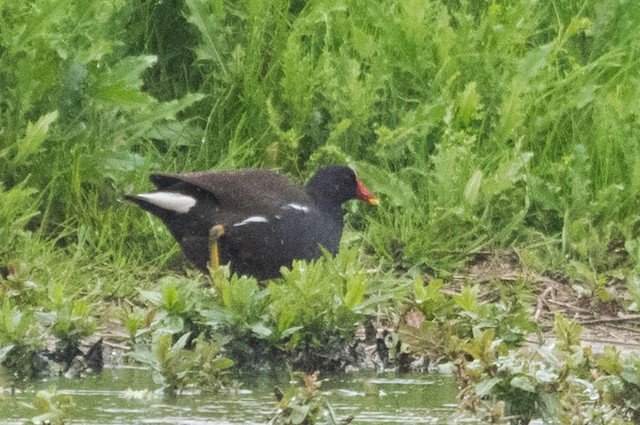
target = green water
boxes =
[0,367,464,424]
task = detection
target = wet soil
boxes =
[459,249,640,354]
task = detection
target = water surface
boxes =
[0,367,465,424]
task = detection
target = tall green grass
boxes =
[1,0,639,286]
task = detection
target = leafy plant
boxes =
[398,278,538,370]
[195,249,379,371]
[129,332,234,395]
[137,275,212,337]
[24,387,75,425]
[0,298,46,380]
[457,313,640,425]
[120,304,152,345]
[36,281,97,368]
[208,267,270,337]
[596,348,640,423]
[269,250,368,343]
[269,371,345,425]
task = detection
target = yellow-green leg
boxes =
[208,224,226,270]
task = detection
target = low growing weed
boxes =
[129,248,394,373]
[397,278,538,370]
[267,249,370,370]
[458,313,640,425]
[205,249,382,371]
[0,265,104,379]
[269,371,345,425]
[0,298,46,380]
[38,281,97,367]
[129,332,234,396]
[24,387,75,425]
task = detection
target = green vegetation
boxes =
[378,278,640,424]
[130,249,394,371]
[269,371,346,425]
[1,0,640,423]
[457,314,640,425]
[128,332,234,395]
[24,387,75,425]
[0,298,46,380]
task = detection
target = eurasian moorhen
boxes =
[125,165,378,279]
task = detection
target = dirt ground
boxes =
[459,250,640,354]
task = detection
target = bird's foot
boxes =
[208,224,226,270]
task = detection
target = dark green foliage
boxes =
[268,371,344,425]
[457,314,640,425]
[1,0,639,277]
[0,279,101,379]
[129,248,382,372]
[392,277,538,375]
[1,0,640,422]
[38,281,97,367]
[201,249,376,371]
[0,299,46,380]
[24,387,75,425]
[129,332,234,395]
[0,0,202,268]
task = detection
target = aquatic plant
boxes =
[457,314,640,424]
[269,371,347,425]
[0,0,639,423]
[129,332,234,395]
[24,387,75,425]
[0,299,46,380]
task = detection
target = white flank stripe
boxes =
[283,203,310,213]
[233,216,269,227]
[136,192,196,214]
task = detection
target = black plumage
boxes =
[125,165,378,279]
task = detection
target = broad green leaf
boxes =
[185,0,226,64]
[483,150,532,198]
[457,82,481,126]
[137,289,163,307]
[251,323,273,338]
[464,170,482,205]
[171,332,192,355]
[14,111,58,164]
[199,308,234,326]
[621,363,640,386]
[163,315,185,334]
[534,368,558,384]
[290,404,310,425]
[0,345,15,362]
[510,375,536,392]
[211,357,234,371]
[453,285,478,312]
[344,275,366,310]
[475,377,501,397]
[93,56,158,110]
[517,43,553,80]
[539,393,562,423]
